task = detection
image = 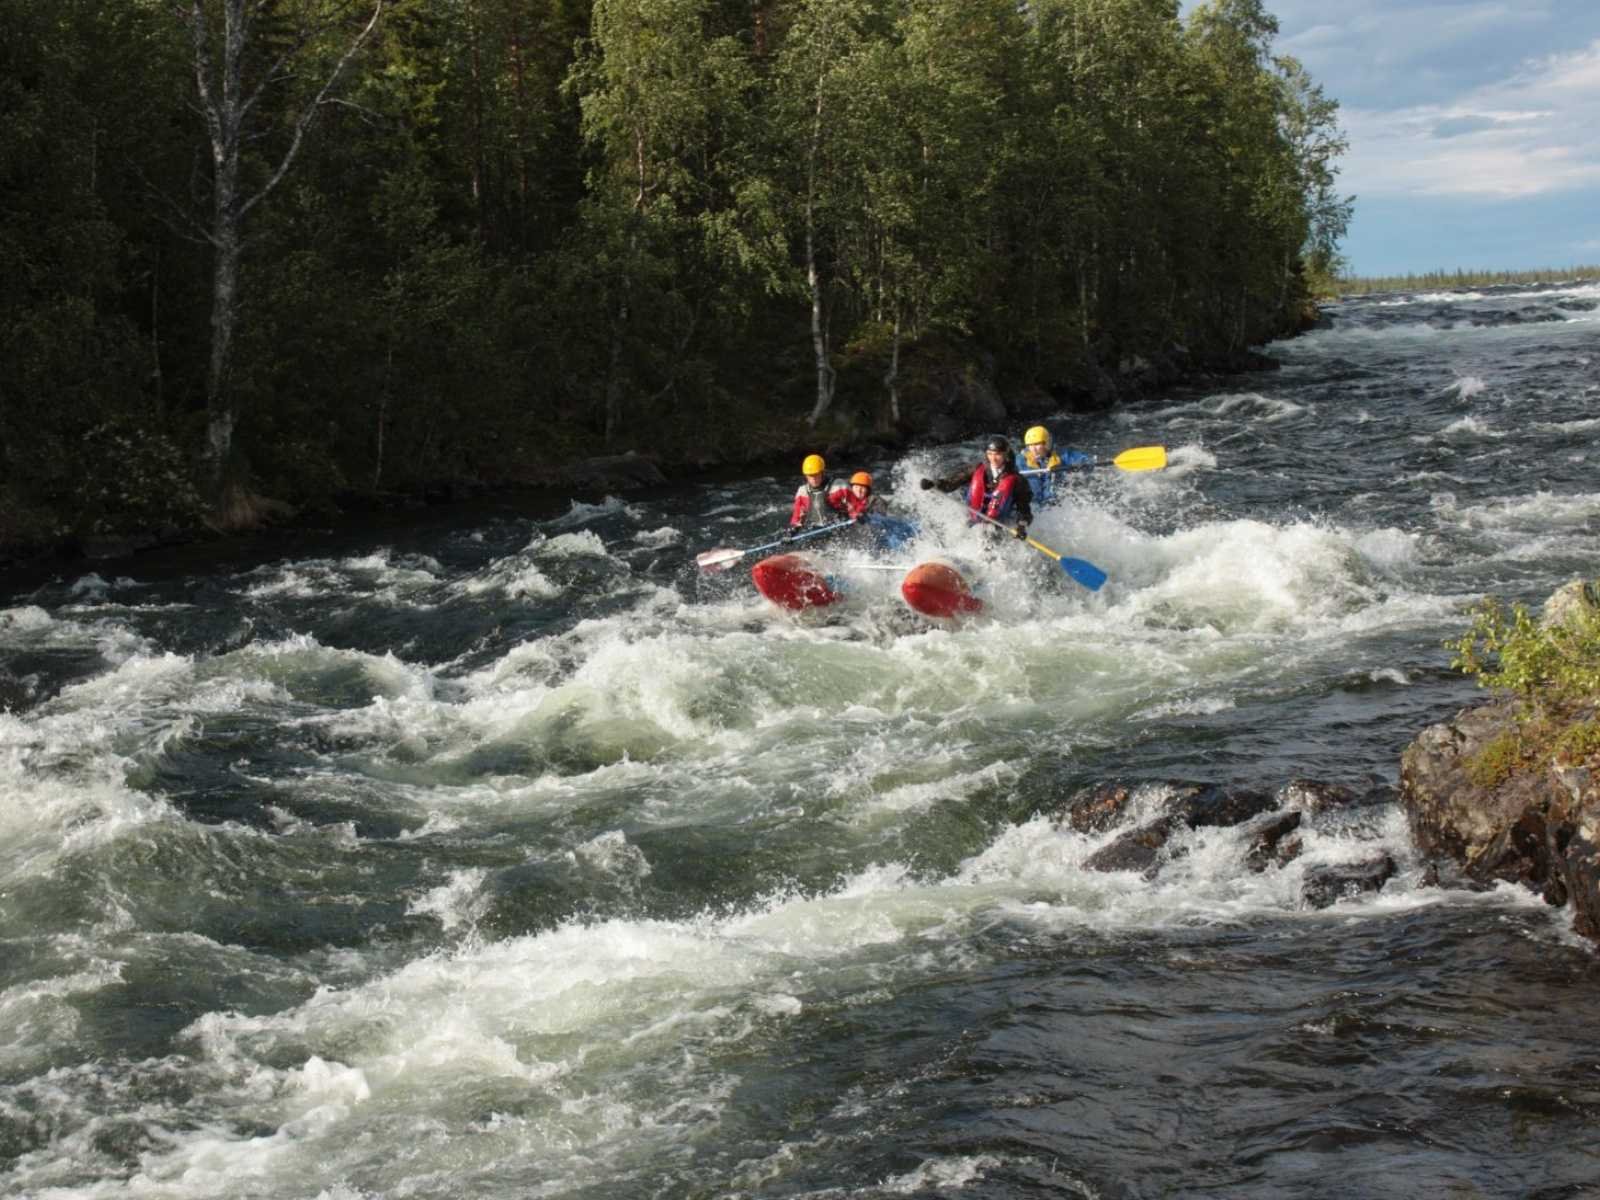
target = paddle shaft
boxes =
[695,518,855,571]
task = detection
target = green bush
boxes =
[74,420,205,535]
[1451,593,1600,777]
[1450,596,1600,706]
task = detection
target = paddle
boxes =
[967,508,1107,592]
[695,519,856,573]
[1020,444,1167,477]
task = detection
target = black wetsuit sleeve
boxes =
[1013,473,1034,523]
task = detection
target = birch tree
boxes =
[772,0,881,427]
[181,0,384,514]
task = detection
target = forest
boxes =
[0,0,1349,551]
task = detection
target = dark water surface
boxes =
[3,282,1599,1199]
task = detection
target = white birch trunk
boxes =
[805,84,834,427]
[187,0,384,499]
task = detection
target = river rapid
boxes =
[3,283,1599,1199]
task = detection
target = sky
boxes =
[1184,0,1600,277]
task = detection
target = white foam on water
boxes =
[1441,490,1600,535]
[548,495,640,528]
[0,604,155,665]
[1537,416,1600,434]
[537,529,614,558]
[1164,442,1218,475]
[878,1154,1006,1193]
[632,525,682,548]
[1135,693,1236,720]
[1438,414,1503,439]
[405,868,490,931]
[460,555,563,598]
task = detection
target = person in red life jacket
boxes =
[920,437,1032,539]
[842,471,880,521]
[786,453,850,536]
[966,436,1033,537]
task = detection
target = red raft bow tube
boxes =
[750,553,845,611]
[900,558,983,619]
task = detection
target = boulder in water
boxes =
[1400,694,1600,942]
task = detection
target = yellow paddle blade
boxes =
[1111,445,1167,472]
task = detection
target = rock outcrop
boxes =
[1053,776,1399,909]
[1396,576,1600,942]
[1399,699,1600,941]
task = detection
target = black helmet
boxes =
[985,435,1010,453]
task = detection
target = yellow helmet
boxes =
[1023,425,1050,448]
[801,454,826,475]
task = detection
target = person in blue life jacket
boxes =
[1018,425,1093,505]
[919,436,1033,540]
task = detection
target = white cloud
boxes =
[1339,39,1600,198]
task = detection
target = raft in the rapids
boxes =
[751,552,984,619]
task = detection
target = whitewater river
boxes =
[3,282,1599,1199]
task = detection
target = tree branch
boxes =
[239,2,386,220]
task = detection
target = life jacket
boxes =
[1021,445,1092,504]
[1022,446,1062,472]
[967,463,1025,522]
[1021,446,1063,502]
[790,479,849,528]
[841,490,876,519]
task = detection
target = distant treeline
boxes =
[1334,266,1600,296]
[1,0,1349,544]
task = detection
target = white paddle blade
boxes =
[695,547,746,573]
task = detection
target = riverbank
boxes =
[1,335,1287,589]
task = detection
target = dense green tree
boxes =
[569,0,759,444]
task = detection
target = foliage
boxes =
[1451,594,1600,781]
[73,420,207,534]
[1451,596,1600,708]
[1465,729,1529,790]
[1,0,1354,544]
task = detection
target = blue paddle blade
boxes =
[1060,556,1107,591]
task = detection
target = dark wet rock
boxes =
[1057,779,1275,837]
[1244,811,1304,871]
[1082,817,1181,876]
[1183,782,1277,827]
[1302,855,1398,909]
[563,451,669,492]
[1399,689,1600,943]
[1277,776,1396,814]
[1554,297,1598,312]
[1058,781,1144,834]
[1419,859,1500,893]
[1209,348,1282,375]
[1542,578,1600,632]
[896,354,1009,433]
[1065,780,1278,876]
